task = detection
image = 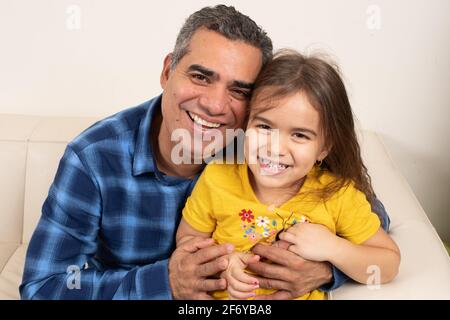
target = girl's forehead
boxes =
[251,92,319,121]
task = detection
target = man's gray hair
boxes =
[171,5,273,70]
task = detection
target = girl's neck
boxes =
[248,170,306,207]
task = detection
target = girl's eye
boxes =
[293,132,310,140]
[256,124,271,130]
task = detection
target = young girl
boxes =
[176,50,401,300]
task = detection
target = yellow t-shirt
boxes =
[182,162,381,300]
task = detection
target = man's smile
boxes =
[186,111,223,129]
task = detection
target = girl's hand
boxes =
[220,252,260,299]
[278,222,337,262]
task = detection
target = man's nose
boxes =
[199,86,229,115]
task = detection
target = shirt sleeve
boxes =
[181,164,218,233]
[321,193,390,292]
[20,145,172,300]
[331,184,381,245]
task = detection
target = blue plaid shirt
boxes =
[20,96,200,299]
[20,95,390,299]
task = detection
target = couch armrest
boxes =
[330,220,450,299]
[329,131,450,299]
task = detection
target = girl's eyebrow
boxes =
[252,115,274,125]
[253,115,317,136]
[292,127,317,137]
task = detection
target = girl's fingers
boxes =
[232,267,260,285]
[228,272,259,292]
[278,231,297,244]
[227,285,256,300]
[240,253,260,265]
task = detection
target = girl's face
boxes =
[245,91,329,192]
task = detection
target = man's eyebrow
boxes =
[232,80,254,90]
[187,64,215,77]
[188,64,254,89]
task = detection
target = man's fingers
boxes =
[254,290,294,300]
[196,257,228,277]
[180,237,215,253]
[272,240,291,250]
[197,278,227,292]
[193,243,233,265]
[246,261,290,281]
[254,276,289,291]
[251,243,302,267]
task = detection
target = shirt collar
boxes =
[132,95,161,176]
[132,95,201,186]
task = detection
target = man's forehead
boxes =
[179,29,263,77]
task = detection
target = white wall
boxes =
[1,0,449,241]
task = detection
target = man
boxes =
[20,5,389,299]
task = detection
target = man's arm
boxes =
[20,146,175,299]
[20,146,231,300]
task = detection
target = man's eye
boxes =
[191,74,208,83]
[231,89,250,100]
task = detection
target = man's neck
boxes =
[151,112,203,179]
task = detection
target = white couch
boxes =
[0,113,449,300]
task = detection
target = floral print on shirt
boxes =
[239,207,307,245]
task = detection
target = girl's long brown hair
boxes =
[249,49,376,204]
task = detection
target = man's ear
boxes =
[160,53,173,89]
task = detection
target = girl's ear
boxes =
[317,146,331,163]
[160,53,173,89]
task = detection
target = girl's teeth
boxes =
[259,158,288,170]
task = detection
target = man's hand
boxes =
[169,237,233,299]
[248,243,333,300]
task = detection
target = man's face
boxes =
[160,28,263,161]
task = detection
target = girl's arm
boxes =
[329,228,400,284]
[279,225,401,284]
[176,218,212,246]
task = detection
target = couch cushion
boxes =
[0,115,41,141]
[0,244,26,300]
[359,131,430,227]
[0,142,27,243]
[22,142,67,244]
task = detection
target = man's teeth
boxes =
[259,158,288,170]
[188,112,221,128]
